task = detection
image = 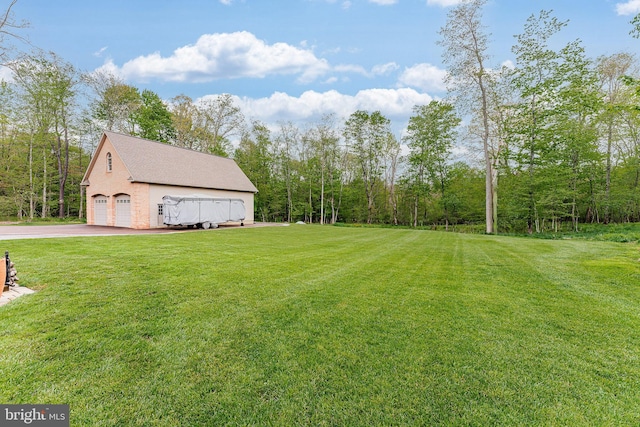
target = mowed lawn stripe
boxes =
[0,226,638,425]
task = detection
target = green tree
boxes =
[234,121,275,222]
[11,52,79,218]
[439,0,495,233]
[554,40,602,230]
[301,114,344,224]
[343,110,393,224]
[169,94,200,150]
[85,71,141,134]
[404,101,461,229]
[0,81,28,217]
[274,122,300,223]
[612,80,640,222]
[510,10,569,233]
[382,133,401,225]
[133,89,175,143]
[197,93,245,156]
[49,56,77,218]
[596,53,636,223]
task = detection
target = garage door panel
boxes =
[115,195,131,227]
[94,196,107,226]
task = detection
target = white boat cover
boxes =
[162,195,245,226]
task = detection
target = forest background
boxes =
[2,0,640,234]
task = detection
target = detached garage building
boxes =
[81,131,258,229]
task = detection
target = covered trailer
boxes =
[162,195,246,229]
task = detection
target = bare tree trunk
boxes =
[604,120,613,224]
[41,146,47,218]
[389,150,399,226]
[56,126,70,218]
[78,146,84,219]
[492,157,499,232]
[308,185,313,223]
[320,166,325,225]
[479,74,494,234]
[28,133,34,219]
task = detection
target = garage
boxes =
[115,195,131,227]
[94,196,107,226]
[82,132,257,229]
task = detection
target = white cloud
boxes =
[333,64,369,76]
[616,0,640,15]
[369,0,398,5]
[426,0,463,7]
[397,63,447,92]
[501,60,515,70]
[93,46,108,57]
[372,62,400,76]
[226,88,433,125]
[94,32,407,87]
[321,0,353,9]
[219,0,232,4]
[95,59,123,78]
[96,31,331,84]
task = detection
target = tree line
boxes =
[1,1,640,233]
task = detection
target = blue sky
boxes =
[9,0,640,133]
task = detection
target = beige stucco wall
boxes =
[85,138,131,227]
[85,138,152,229]
[85,136,256,229]
[148,185,255,228]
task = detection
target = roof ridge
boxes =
[101,131,257,193]
[103,130,234,161]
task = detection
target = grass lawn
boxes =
[0,225,639,425]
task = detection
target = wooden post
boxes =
[1,252,6,294]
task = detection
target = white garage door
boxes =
[94,196,108,226]
[115,195,131,227]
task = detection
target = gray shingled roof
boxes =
[86,131,258,193]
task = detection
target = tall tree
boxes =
[382,133,401,225]
[404,101,461,229]
[343,110,393,224]
[0,81,29,218]
[597,53,636,222]
[274,122,299,223]
[554,40,602,230]
[510,10,568,233]
[0,0,28,65]
[234,121,274,222]
[170,94,200,149]
[197,93,245,156]
[85,71,141,135]
[303,114,342,224]
[439,0,495,233]
[132,89,175,143]
[613,77,640,222]
[11,52,77,218]
[49,56,77,218]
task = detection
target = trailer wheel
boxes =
[202,222,211,229]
